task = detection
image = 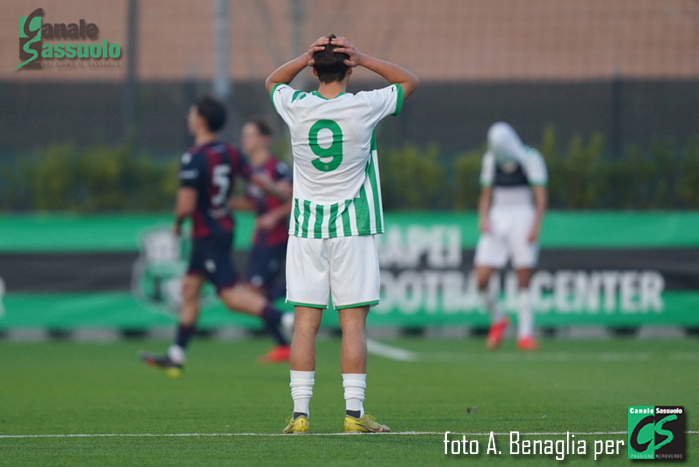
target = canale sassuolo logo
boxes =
[16,7,122,70]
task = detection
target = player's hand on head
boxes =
[330,36,362,67]
[307,36,330,66]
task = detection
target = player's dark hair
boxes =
[195,96,227,133]
[312,34,349,83]
[246,116,273,138]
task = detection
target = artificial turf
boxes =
[0,337,697,466]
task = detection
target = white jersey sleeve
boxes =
[355,84,404,127]
[522,148,548,185]
[270,83,299,124]
[480,151,496,187]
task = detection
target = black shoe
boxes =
[140,352,183,378]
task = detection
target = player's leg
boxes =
[514,267,538,350]
[140,272,204,376]
[474,220,509,349]
[283,237,329,433]
[205,234,292,361]
[170,273,205,361]
[510,210,540,351]
[247,243,268,296]
[476,265,500,317]
[217,284,293,362]
[330,235,389,433]
[284,305,323,434]
[338,306,369,418]
[248,243,287,301]
[265,243,288,301]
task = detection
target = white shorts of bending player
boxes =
[286,235,380,309]
[474,206,538,270]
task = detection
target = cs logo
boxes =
[628,406,685,460]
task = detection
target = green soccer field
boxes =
[0,338,697,466]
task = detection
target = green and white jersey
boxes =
[271,83,404,238]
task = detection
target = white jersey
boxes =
[271,83,403,238]
[480,146,548,208]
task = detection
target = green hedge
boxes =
[449,129,698,210]
[0,143,178,211]
[1,130,698,211]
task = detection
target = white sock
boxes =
[290,370,314,416]
[517,288,534,339]
[167,344,186,364]
[342,373,366,416]
[481,290,505,322]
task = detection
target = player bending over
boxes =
[140,97,295,376]
[266,34,419,433]
[230,117,292,302]
[474,122,548,351]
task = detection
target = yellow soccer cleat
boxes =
[344,413,391,433]
[282,415,309,434]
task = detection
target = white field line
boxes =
[365,339,699,363]
[425,352,699,362]
[420,352,656,362]
[366,338,419,361]
[1,431,698,439]
[669,352,699,361]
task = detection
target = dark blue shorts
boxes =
[248,243,287,290]
[187,233,239,293]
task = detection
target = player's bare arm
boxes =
[227,174,291,218]
[249,173,293,201]
[330,36,420,97]
[257,199,292,231]
[256,179,292,231]
[478,186,493,233]
[228,197,256,212]
[173,187,197,235]
[264,37,328,93]
[528,185,548,243]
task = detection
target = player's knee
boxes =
[516,268,533,288]
[476,275,490,291]
[182,282,200,302]
[294,323,320,339]
[339,318,366,335]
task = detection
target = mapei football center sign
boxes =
[16,7,122,70]
[370,221,698,327]
[0,213,697,330]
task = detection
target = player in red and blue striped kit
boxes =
[231,118,292,301]
[141,98,294,375]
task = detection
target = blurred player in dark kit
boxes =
[141,97,294,375]
[230,117,292,302]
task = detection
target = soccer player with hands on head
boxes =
[265,34,418,433]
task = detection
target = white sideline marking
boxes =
[1,431,698,439]
[417,352,696,363]
[366,338,419,361]
[670,352,699,361]
[364,340,699,364]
